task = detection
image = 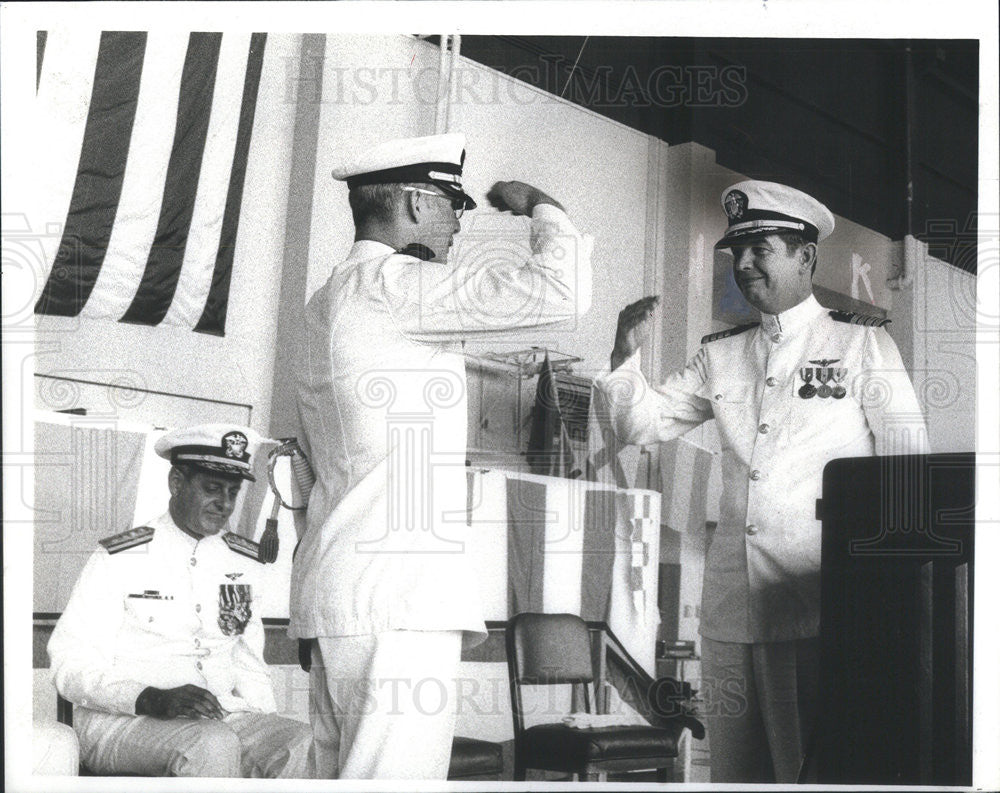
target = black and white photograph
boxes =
[3,1,998,790]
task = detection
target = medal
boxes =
[831,367,847,399]
[816,368,832,398]
[798,367,816,399]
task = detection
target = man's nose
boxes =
[217,490,237,513]
[733,249,753,269]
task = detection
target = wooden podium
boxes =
[808,453,974,785]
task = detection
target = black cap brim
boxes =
[436,180,477,211]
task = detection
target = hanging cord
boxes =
[560,37,590,99]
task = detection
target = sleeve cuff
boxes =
[531,201,571,226]
[112,680,150,716]
[595,349,643,390]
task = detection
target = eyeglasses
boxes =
[402,186,466,219]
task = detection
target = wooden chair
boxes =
[506,612,684,782]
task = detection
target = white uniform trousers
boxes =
[700,636,819,783]
[310,630,462,779]
[76,707,314,777]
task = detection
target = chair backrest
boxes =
[506,612,596,741]
[508,612,594,685]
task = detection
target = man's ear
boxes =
[799,242,818,272]
[404,188,421,223]
[167,467,185,497]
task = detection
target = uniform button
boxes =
[190,557,197,566]
[766,377,777,387]
[746,524,758,536]
[750,470,761,481]
[196,661,203,670]
[714,393,723,402]
[772,333,783,343]
[194,638,201,648]
[195,603,202,613]
[758,423,770,434]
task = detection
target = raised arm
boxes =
[384,180,593,339]
[597,296,714,446]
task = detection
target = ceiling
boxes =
[455,36,979,273]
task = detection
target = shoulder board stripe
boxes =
[829,309,890,328]
[701,322,759,345]
[223,532,263,563]
[100,525,155,554]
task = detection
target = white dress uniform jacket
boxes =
[48,512,276,716]
[290,204,593,647]
[597,294,929,642]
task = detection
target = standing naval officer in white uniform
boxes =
[597,181,929,782]
[48,424,314,778]
[291,132,592,779]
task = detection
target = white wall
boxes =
[908,245,978,453]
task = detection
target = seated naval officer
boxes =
[598,181,929,783]
[47,424,314,778]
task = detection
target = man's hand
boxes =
[611,296,660,371]
[486,181,564,216]
[135,684,225,720]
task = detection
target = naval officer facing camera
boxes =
[599,180,929,782]
[48,424,314,778]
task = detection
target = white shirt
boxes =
[289,204,593,647]
[48,513,276,715]
[597,294,929,642]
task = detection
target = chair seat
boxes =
[448,736,503,779]
[521,723,678,772]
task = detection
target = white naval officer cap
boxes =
[154,423,265,482]
[715,180,835,249]
[331,132,477,211]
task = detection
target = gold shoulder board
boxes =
[99,525,155,555]
[223,532,263,563]
[701,322,759,345]
[829,310,890,328]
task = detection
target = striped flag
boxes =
[586,383,633,488]
[33,30,267,335]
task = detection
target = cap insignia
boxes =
[222,431,248,459]
[724,189,748,221]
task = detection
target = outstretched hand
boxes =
[136,684,226,720]
[486,181,564,216]
[611,296,660,370]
